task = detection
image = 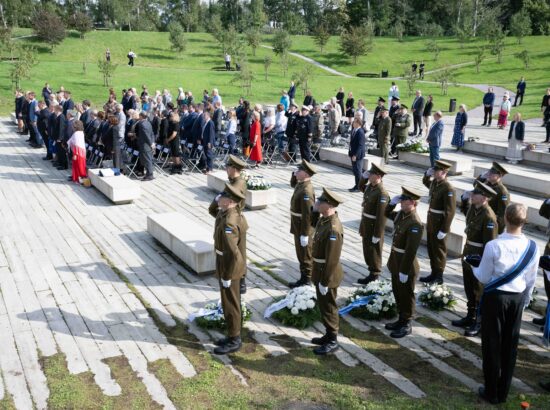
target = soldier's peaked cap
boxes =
[318,188,343,207]
[223,182,245,202]
[489,162,508,176]
[369,162,386,176]
[401,186,422,201]
[434,160,452,171]
[378,96,386,102]
[473,180,497,198]
[298,160,317,175]
[226,154,246,170]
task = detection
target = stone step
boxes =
[87,169,141,205]
[207,171,277,210]
[319,147,383,172]
[464,140,550,170]
[473,165,550,196]
[398,150,472,175]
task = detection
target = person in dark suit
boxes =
[42,83,52,106]
[201,109,216,173]
[514,77,526,107]
[482,87,496,126]
[303,90,315,107]
[288,81,296,106]
[37,101,51,158]
[212,101,223,140]
[79,100,92,128]
[53,106,67,169]
[370,97,386,137]
[426,111,444,167]
[348,117,366,192]
[62,91,74,116]
[135,111,155,180]
[411,90,425,136]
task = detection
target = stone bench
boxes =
[473,165,550,197]
[398,150,472,175]
[147,213,215,276]
[87,169,140,204]
[463,140,550,170]
[319,147,383,171]
[451,179,548,231]
[207,171,277,210]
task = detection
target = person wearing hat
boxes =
[295,105,313,162]
[357,163,389,285]
[420,160,456,284]
[371,97,386,135]
[388,96,401,121]
[476,162,510,234]
[390,104,411,158]
[208,154,248,294]
[212,183,248,355]
[348,116,366,192]
[452,181,498,337]
[377,108,392,164]
[310,188,344,355]
[384,187,424,338]
[532,198,550,329]
[288,160,317,288]
[284,103,300,162]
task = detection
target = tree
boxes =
[393,20,404,42]
[272,29,292,56]
[403,65,417,97]
[263,55,272,81]
[489,28,506,64]
[292,65,315,97]
[432,66,456,96]
[245,28,261,56]
[339,26,373,65]
[68,11,93,39]
[455,24,473,49]
[97,58,118,87]
[509,11,532,44]
[280,51,289,77]
[220,24,239,55]
[231,60,254,96]
[473,47,486,74]
[10,45,38,90]
[32,9,66,51]
[515,50,530,69]
[313,23,330,53]
[425,39,440,61]
[168,21,187,53]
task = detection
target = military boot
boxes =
[313,340,339,355]
[213,337,242,355]
[464,321,481,337]
[390,321,412,338]
[532,316,546,326]
[288,276,311,289]
[419,273,435,283]
[311,334,330,345]
[357,273,379,285]
[385,318,403,331]
[214,337,230,347]
[451,314,475,328]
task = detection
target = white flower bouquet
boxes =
[417,283,457,311]
[341,279,397,320]
[192,300,252,330]
[241,170,272,191]
[397,137,429,153]
[265,285,320,329]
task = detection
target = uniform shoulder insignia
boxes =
[486,222,495,229]
[448,191,454,196]
[501,195,507,200]
[329,233,337,241]
[303,194,310,201]
[224,226,233,234]
[380,197,387,203]
[410,226,420,233]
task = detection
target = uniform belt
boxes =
[313,258,326,263]
[466,240,483,247]
[429,208,444,215]
[290,211,302,217]
[215,249,223,256]
[392,247,405,254]
[362,212,376,219]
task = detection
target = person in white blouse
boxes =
[471,203,539,405]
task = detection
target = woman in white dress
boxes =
[505,113,524,164]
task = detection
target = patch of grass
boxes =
[0,392,16,410]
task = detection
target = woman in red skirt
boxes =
[67,120,87,183]
[249,111,262,167]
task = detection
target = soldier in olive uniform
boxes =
[289,160,317,288]
[310,188,344,355]
[452,181,498,337]
[377,108,392,164]
[420,160,456,284]
[533,198,550,327]
[390,104,412,157]
[209,155,249,294]
[474,162,510,234]
[384,187,424,338]
[357,163,389,285]
[212,183,248,355]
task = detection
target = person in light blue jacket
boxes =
[426,111,444,167]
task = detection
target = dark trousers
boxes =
[205,149,214,170]
[462,259,483,315]
[351,157,362,188]
[56,142,68,168]
[483,106,493,125]
[128,57,134,66]
[513,92,524,106]
[225,61,230,70]
[299,138,311,162]
[413,114,422,135]
[546,121,550,142]
[315,286,338,340]
[219,277,242,338]
[139,145,153,176]
[481,290,524,403]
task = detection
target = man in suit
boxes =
[348,117,366,192]
[212,100,223,140]
[79,100,92,128]
[62,91,74,116]
[201,109,216,173]
[514,76,526,107]
[426,111,444,167]
[27,91,44,148]
[411,90,425,136]
[288,81,296,106]
[482,87,496,126]
[53,105,67,169]
[135,111,155,181]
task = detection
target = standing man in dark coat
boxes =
[482,87,496,126]
[284,103,300,161]
[514,76,526,107]
[370,97,386,138]
[348,117,366,192]
[135,111,155,181]
[288,81,296,107]
[295,105,313,162]
[53,105,67,169]
[62,91,74,116]
[201,109,216,173]
[410,90,425,136]
[42,83,52,106]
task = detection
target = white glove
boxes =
[461,191,472,201]
[215,194,222,202]
[399,273,408,283]
[426,167,434,177]
[437,231,447,240]
[300,235,309,247]
[372,237,380,244]
[362,170,370,179]
[390,195,401,206]
[545,269,550,281]
[222,279,231,288]
[318,283,328,296]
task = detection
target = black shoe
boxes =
[390,322,412,338]
[348,187,359,192]
[213,337,242,355]
[478,387,499,405]
[214,337,230,347]
[481,123,486,126]
[311,334,330,346]
[532,317,545,326]
[288,277,311,289]
[67,176,73,181]
[142,175,155,181]
[57,166,68,170]
[239,277,247,294]
[451,316,475,328]
[357,274,379,285]
[419,274,443,284]
[464,323,481,337]
[385,319,402,331]
[42,156,52,161]
[32,144,44,149]
[539,381,550,392]
[313,340,339,355]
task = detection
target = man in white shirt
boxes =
[471,203,539,404]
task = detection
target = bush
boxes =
[68,12,93,39]
[32,9,66,51]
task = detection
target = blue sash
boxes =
[543,302,550,346]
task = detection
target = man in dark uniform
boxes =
[284,103,300,161]
[452,181,498,337]
[212,183,248,355]
[208,155,248,294]
[135,111,155,181]
[370,97,386,137]
[357,163,389,285]
[377,108,392,164]
[384,187,424,338]
[420,160,456,284]
[288,160,317,288]
[475,162,510,234]
[533,198,550,329]
[310,188,344,355]
[295,105,313,161]
[388,96,401,121]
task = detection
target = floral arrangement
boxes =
[341,279,397,320]
[417,283,457,311]
[241,170,272,191]
[265,285,320,329]
[397,137,429,153]
[192,300,252,330]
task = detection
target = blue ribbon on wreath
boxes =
[338,295,378,315]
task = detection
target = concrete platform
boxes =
[207,171,277,210]
[87,168,140,204]
[473,165,550,197]
[464,140,550,170]
[319,147,383,172]
[147,212,215,275]
[398,150,472,175]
